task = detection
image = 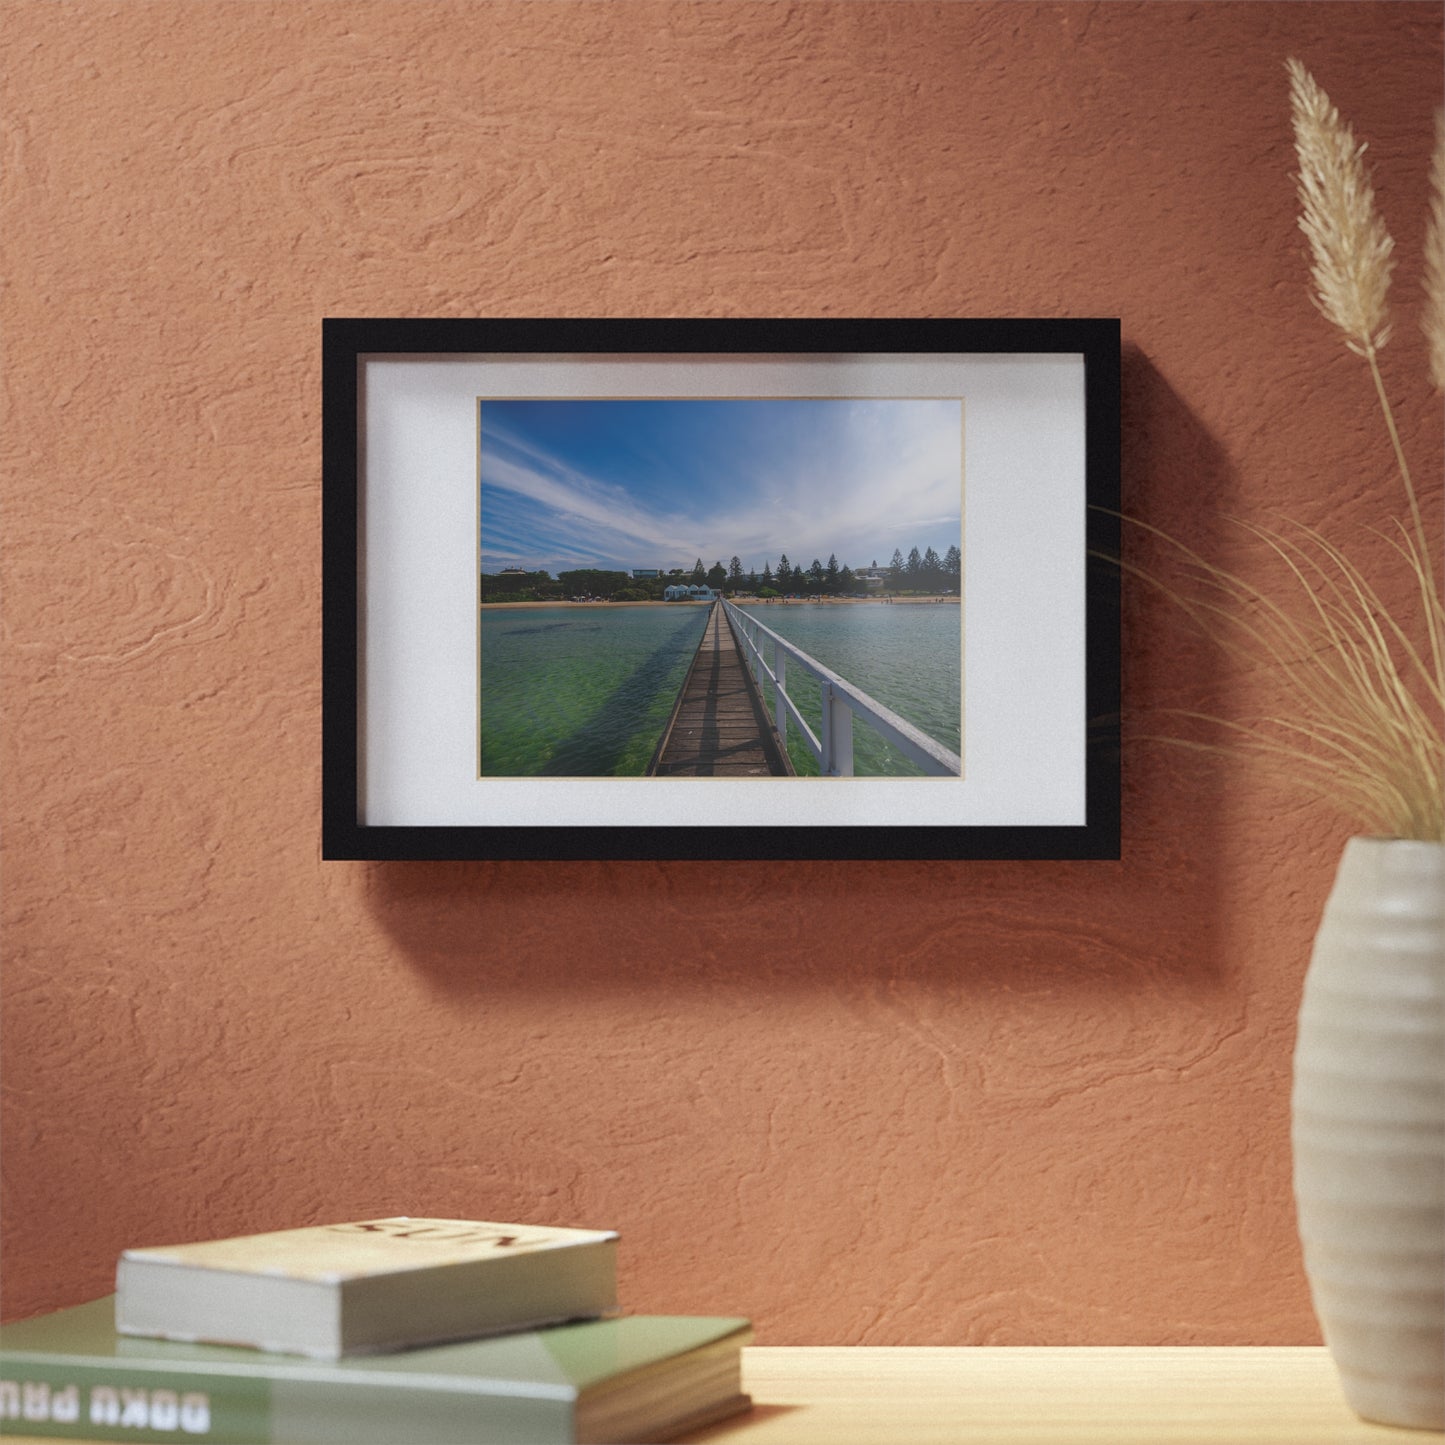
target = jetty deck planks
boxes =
[649,603,794,777]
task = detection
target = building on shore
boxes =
[663,583,718,601]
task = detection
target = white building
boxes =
[663,583,718,601]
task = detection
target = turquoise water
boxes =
[737,602,961,777]
[479,605,709,776]
[479,602,960,778]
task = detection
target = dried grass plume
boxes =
[1288,57,1396,358]
[1426,108,1445,391]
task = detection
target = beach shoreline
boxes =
[480,596,960,609]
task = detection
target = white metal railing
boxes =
[721,600,961,778]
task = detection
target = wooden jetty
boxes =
[648,603,794,777]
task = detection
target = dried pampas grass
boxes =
[1288,57,1396,359]
[1426,108,1445,390]
[1127,61,1444,841]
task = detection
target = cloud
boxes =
[480,399,962,574]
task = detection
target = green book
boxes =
[0,1298,752,1444]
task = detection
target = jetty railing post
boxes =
[819,681,855,777]
[775,650,787,748]
[834,688,854,776]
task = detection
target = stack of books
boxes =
[0,1217,752,1443]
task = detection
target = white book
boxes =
[116,1217,618,1359]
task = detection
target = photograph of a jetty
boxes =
[479,397,963,780]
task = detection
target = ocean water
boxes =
[479,605,709,776]
[479,601,961,779]
[736,602,961,777]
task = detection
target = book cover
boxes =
[115,1218,618,1358]
[0,1297,752,1444]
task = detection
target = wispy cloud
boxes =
[480,398,961,575]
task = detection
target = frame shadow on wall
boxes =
[352,344,1229,1001]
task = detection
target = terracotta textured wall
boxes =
[3,2,1441,1344]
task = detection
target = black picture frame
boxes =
[322,318,1120,861]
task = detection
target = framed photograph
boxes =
[322,318,1120,861]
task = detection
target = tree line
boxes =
[481,544,961,604]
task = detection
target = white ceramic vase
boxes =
[1292,836,1445,1431]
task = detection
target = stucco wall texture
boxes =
[2,2,1441,1345]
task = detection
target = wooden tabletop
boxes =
[4,1346,1436,1444]
[680,1346,1443,1444]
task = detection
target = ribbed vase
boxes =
[1292,837,1445,1431]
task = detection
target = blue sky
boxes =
[479,398,962,577]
